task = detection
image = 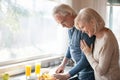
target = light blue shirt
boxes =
[65,27,95,79]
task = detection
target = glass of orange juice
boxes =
[35,63,41,76]
[25,65,32,79]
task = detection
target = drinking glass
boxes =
[25,65,31,79]
[35,63,41,76]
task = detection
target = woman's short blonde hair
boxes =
[53,4,77,17]
[75,8,105,31]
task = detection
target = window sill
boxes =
[0,55,63,78]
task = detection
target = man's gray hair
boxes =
[53,4,76,16]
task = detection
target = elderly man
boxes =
[52,4,95,80]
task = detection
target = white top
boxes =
[86,29,120,80]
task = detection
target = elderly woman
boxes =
[75,8,120,80]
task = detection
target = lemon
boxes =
[2,73,9,80]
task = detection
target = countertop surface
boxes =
[9,65,72,80]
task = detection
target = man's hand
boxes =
[53,73,70,80]
[55,64,65,73]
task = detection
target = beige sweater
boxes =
[86,29,120,80]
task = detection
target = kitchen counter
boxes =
[9,65,72,80]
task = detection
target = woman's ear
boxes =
[90,19,95,26]
[91,19,97,34]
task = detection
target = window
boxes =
[0,0,68,66]
[106,0,120,46]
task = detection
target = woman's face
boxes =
[78,21,95,37]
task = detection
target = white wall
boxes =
[71,0,107,21]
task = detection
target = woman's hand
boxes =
[80,40,93,55]
[55,64,65,73]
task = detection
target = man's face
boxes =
[54,14,74,28]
